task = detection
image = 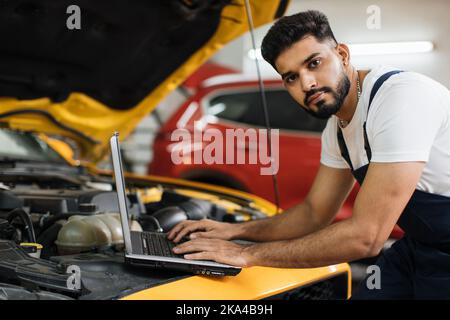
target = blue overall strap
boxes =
[337,127,354,171]
[363,70,403,161]
[337,70,403,171]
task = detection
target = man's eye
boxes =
[309,59,321,69]
[285,74,298,84]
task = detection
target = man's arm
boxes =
[173,162,424,268]
[234,164,355,241]
[168,164,355,243]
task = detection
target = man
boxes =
[168,10,450,299]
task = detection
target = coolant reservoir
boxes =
[96,214,123,246]
[55,213,140,255]
[55,219,99,255]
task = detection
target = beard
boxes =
[302,72,351,119]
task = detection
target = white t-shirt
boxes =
[321,66,450,197]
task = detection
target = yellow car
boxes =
[0,0,350,300]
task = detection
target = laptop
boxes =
[110,132,241,276]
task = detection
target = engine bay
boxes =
[0,162,266,300]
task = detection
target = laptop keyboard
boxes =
[141,232,184,258]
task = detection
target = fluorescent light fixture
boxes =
[248,41,433,60]
[348,41,434,56]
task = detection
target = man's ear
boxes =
[336,43,351,66]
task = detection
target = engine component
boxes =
[55,219,99,255]
[11,189,140,216]
[37,223,63,259]
[152,206,188,232]
[0,283,72,300]
[78,203,98,213]
[138,215,164,233]
[148,196,226,232]
[178,199,213,220]
[19,242,43,258]
[0,190,23,210]
[55,213,141,255]
[0,218,15,240]
[157,191,227,220]
[7,208,36,243]
[0,240,83,296]
[50,253,186,300]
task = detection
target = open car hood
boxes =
[0,0,289,162]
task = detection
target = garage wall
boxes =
[215,0,450,88]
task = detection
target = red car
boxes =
[149,63,404,238]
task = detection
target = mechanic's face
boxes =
[275,36,350,119]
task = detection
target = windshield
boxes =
[0,128,67,164]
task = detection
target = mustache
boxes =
[304,87,333,106]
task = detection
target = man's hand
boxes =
[167,219,237,243]
[172,238,251,267]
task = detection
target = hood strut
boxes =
[244,0,280,214]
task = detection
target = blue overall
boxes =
[340,71,450,299]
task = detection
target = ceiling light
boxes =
[348,41,434,56]
[248,41,434,60]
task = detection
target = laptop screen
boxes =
[110,132,133,254]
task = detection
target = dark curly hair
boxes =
[261,10,338,70]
